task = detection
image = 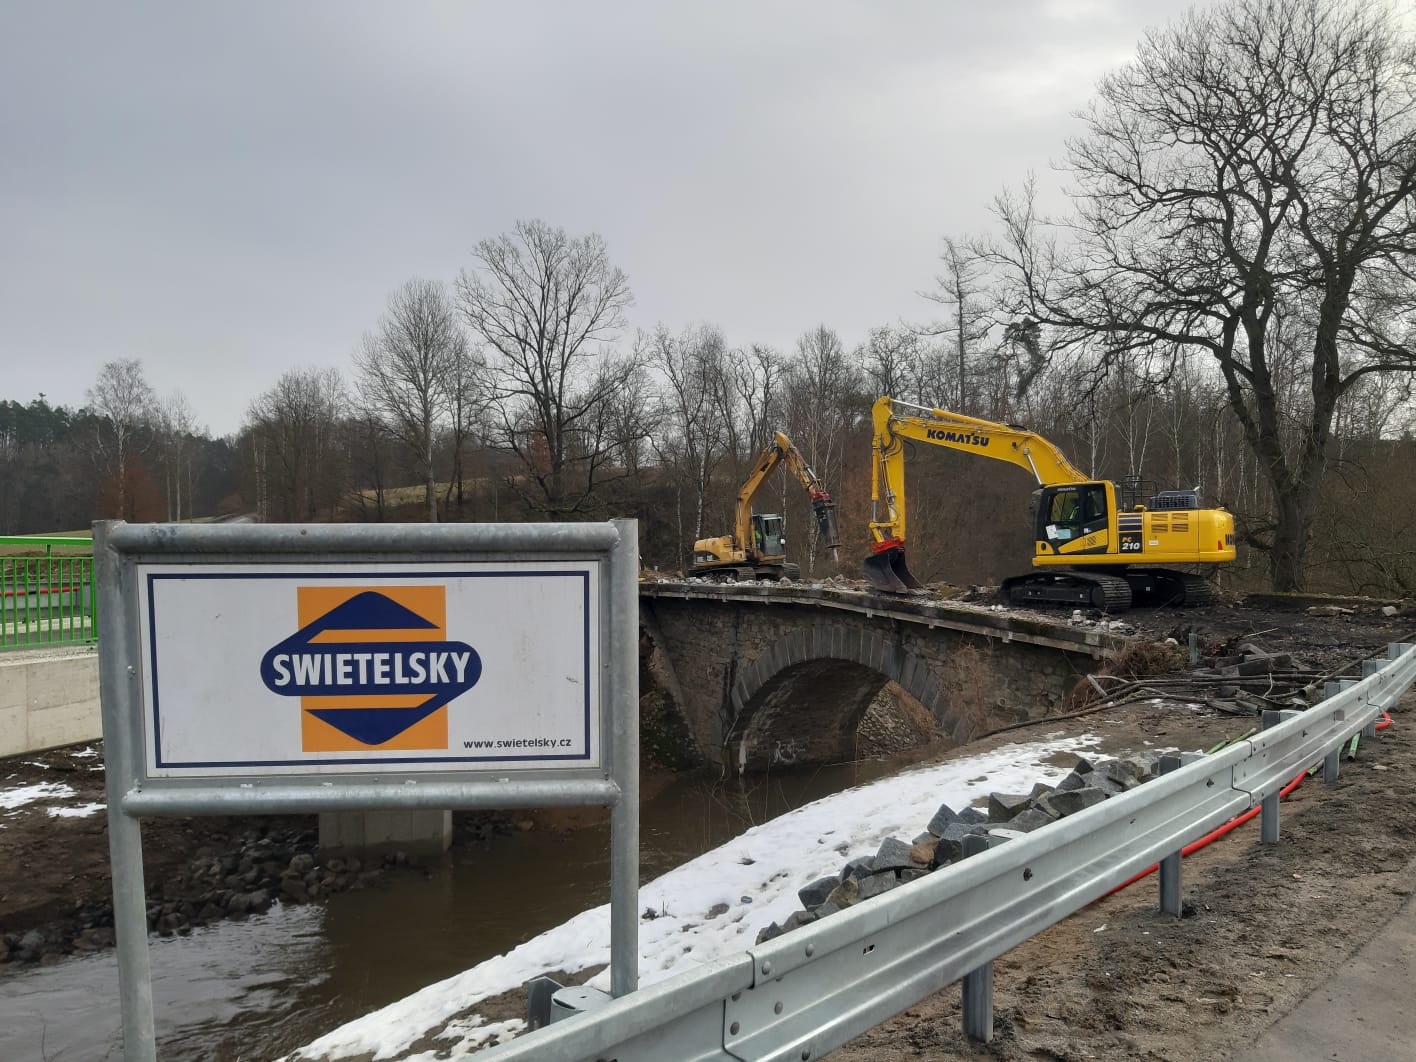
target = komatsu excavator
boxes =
[691,431,841,581]
[863,397,1235,610]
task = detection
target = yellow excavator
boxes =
[691,431,841,581]
[864,397,1236,609]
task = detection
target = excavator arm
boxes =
[868,397,1088,552]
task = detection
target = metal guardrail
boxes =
[473,641,1416,1062]
[0,535,96,650]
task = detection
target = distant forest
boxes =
[4,335,1414,599]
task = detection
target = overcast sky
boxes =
[2,1,1205,437]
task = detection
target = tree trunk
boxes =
[1269,491,1309,591]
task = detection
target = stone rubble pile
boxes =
[754,753,1163,944]
[1069,637,1326,719]
[0,823,438,963]
[1186,641,1318,716]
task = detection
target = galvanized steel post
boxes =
[960,832,993,1043]
[96,522,158,1062]
[609,518,640,996]
[1322,680,1344,782]
[1338,679,1360,758]
[1260,710,1281,844]
[1361,659,1382,739]
[1158,755,1183,916]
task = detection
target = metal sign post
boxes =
[96,519,639,1062]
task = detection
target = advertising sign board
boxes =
[137,562,600,775]
[97,521,639,1062]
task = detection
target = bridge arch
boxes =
[639,584,1115,774]
[725,624,959,773]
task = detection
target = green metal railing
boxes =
[0,536,97,650]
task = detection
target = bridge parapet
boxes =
[639,581,1129,771]
[640,581,1126,656]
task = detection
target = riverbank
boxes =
[0,745,532,965]
[2,594,1411,1059]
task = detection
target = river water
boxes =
[0,759,904,1061]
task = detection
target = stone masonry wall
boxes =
[641,592,1103,772]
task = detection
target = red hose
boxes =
[1106,712,1392,896]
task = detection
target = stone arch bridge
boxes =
[638,582,1126,773]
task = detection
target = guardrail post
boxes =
[960,833,994,1043]
[1323,708,1342,783]
[1260,710,1282,844]
[1158,755,1183,915]
[1359,660,1381,739]
[1332,679,1362,758]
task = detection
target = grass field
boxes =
[0,533,94,557]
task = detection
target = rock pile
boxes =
[0,823,432,963]
[1069,638,1325,720]
[755,754,1162,944]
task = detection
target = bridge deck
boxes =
[639,580,1127,659]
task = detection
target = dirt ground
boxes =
[825,710,1416,1062]
[825,596,1416,1062]
[3,593,1415,1060]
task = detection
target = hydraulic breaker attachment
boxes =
[812,493,841,566]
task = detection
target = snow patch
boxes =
[0,782,76,811]
[440,1016,525,1052]
[285,731,1100,1061]
[48,802,106,818]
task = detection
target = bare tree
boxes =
[347,412,395,522]
[443,334,487,514]
[457,219,637,518]
[783,326,861,571]
[858,325,922,402]
[355,278,463,522]
[245,368,347,521]
[602,358,659,479]
[723,343,786,482]
[981,0,1416,590]
[86,359,156,519]
[921,238,994,411]
[649,323,732,551]
[156,391,200,521]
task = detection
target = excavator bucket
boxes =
[862,545,925,593]
[811,494,841,566]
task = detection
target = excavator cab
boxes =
[751,513,787,558]
[1035,483,1111,554]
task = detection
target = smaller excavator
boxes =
[690,431,841,581]
[863,397,1235,610]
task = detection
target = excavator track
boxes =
[1001,571,1133,612]
[1179,573,1214,605]
[1121,569,1215,607]
[701,561,802,583]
